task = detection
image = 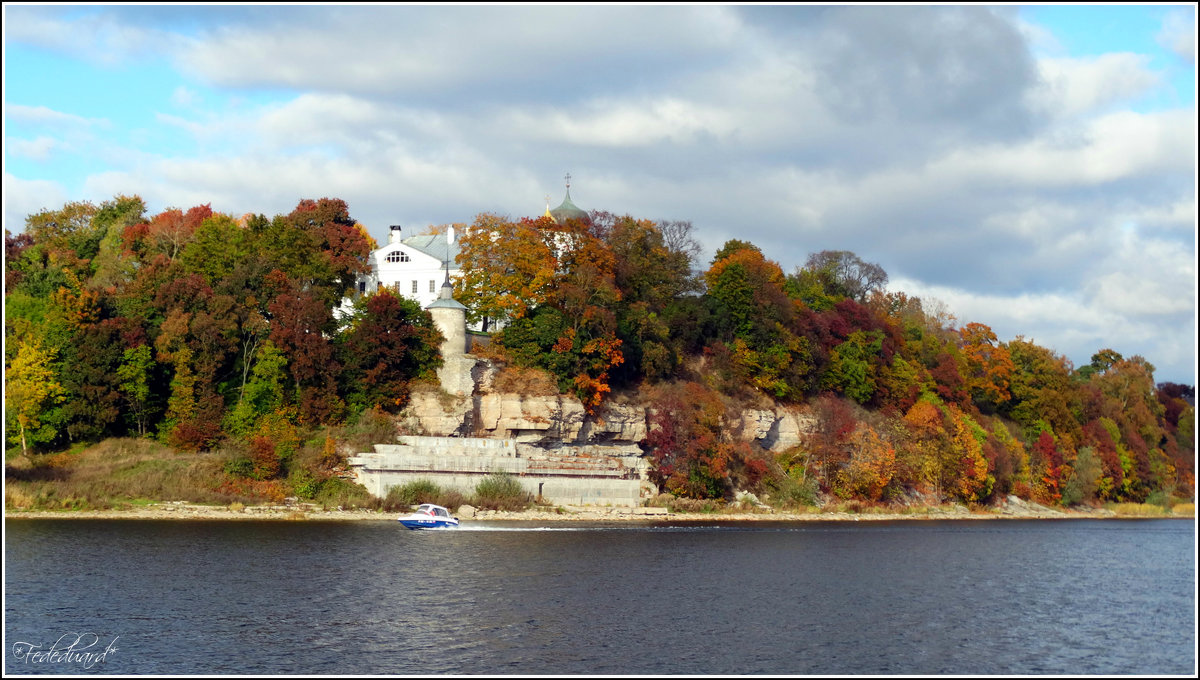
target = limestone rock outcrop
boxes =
[399,379,816,451]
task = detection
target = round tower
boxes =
[426,278,469,357]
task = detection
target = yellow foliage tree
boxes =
[5,338,66,456]
[454,213,560,325]
[946,406,992,502]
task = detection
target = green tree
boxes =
[603,215,698,383]
[179,213,256,286]
[1063,446,1104,506]
[88,194,147,289]
[1001,337,1080,449]
[224,342,289,437]
[705,242,808,399]
[821,330,884,404]
[117,344,156,437]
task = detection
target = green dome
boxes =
[549,188,589,225]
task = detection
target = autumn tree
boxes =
[265,198,372,308]
[86,195,147,284]
[5,338,67,456]
[803,395,862,493]
[267,276,343,424]
[641,381,768,499]
[958,322,1015,412]
[1000,337,1080,448]
[1062,446,1104,506]
[23,200,101,281]
[60,317,144,443]
[901,398,949,498]
[458,212,626,410]
[1031,430,1064,504]
[339,288,443,414]
[944,405,993,503]
[834,422,896,501]
[454,213,559,327]
[143,204,212,262]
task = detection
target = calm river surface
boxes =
[3,518,1195,675]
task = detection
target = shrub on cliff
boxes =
[473,473,532,511]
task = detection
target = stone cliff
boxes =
[398,360,817,454]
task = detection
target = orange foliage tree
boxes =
[834,422,896,501]
[958,322,1014,412]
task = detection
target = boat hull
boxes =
[398,517,459,530]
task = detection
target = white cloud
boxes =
[1033,54,1160,118]
[1158,8,1196,65]
[1128,198,1197,234]
[925,108,1195,188]
[2,8,165,66]
[4,104,100,129]
[497,97,738,148]
[3,173,68,231]
[174,6,742,98]
[6,136,60,162]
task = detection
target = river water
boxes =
[3,517,1195,675]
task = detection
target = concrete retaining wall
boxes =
[348,435,645,507]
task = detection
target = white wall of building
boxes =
[354,226,461,310]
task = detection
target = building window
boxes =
[429,280,436,293]
[385,251,410,263]
[411,280,418,294]
[358,281,366,295]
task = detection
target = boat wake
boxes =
[453,525,598,532]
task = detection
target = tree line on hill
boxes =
[5,195,1194,508]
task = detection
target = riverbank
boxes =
[5,496,1194,522]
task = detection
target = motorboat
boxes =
[398,503,460,530]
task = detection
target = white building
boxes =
[356,224,462,309]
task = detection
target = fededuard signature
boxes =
[11,632,119,669]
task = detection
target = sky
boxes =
[3,3,1197,386]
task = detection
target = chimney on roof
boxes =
[447,225,455,244]
[388,224,402,245]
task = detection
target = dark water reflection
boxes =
[4,518,1195,675]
